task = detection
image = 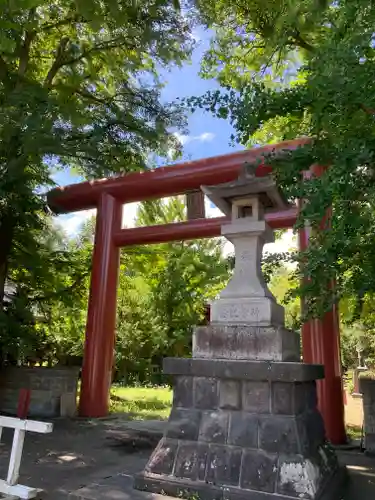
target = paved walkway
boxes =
[0,417,373,499]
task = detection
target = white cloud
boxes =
[122,202,138,228]
[191,28,202,43]
[199,132,215,142]
[173,132,191,145]
[173,131,216,146]
[55,209,96,236]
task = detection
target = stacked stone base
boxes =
[135,359,346,499]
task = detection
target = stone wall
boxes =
[360,377,375,454]
[0,366,80,418]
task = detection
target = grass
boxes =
[346,423,363,442]
[109,385,172,420]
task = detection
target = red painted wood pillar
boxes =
[79,193,122,417]
[298,167,346,444]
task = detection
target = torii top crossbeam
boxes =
[47,138,309,213]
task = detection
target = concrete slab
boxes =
[338,449,375,499]
[69,473,175,499]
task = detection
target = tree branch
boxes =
[17,8,36,80]
[32,271,91,303]
[44,37,70,86]
[361,104,375,115]
[59,37,138,67]
[41,15,87,31]
[0,55,9,81]
[45,37,137,87]
[291,31,315,52]
[18,31,36,77]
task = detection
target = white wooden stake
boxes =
[7,429,26,486]
[0,416,53,499]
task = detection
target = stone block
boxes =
[173,376,193,408]
[210,296,285,327]
[242,381,270,413]
[135,467,347,500]
[60,393,77,417]
[259,416,299,454]
[166,408,201,441]
[199,411,229,444]
[240,449,278,492]
[174,442,208,481]
[228,412,258,448]
[271,382,294,415]
[364,433,375,453]
[359,378,375,453]
[193,325,300,362]
[219,380,241,410]
[194,377,218,409]
[277,455,322,498]
[206,445,242,486]
[316,442,339,474]
[29,391,60,418]
[304,382,318,411]
[305,410,326,449]
[271,382,318,415]
[146,438,178,475]
[296,411,326,455]
[134,474,223,500]
[163,358,324,382]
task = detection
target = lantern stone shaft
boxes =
[202,165,286,326]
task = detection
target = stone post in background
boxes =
[135,165,346,499]
[186,189,206,220]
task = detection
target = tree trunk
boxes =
[0,215,14,305]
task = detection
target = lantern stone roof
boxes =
[201,163,289,218]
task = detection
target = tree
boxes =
[268,263,300,331]
[114,197,230,382]
[0,214,92,365]
[0,0,194,309]
[189,0,375,319]
[33,196,230,382]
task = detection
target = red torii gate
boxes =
[47,138,346,444]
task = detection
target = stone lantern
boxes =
[135,165,345,500]
[202,164,287,326]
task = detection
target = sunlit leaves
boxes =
[189,0,375,319]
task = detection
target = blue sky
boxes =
[55,27,295,254]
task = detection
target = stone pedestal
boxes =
[135,331,345,499]
[193,325,300,362]
[359,377,375,454]
[352,367,367,397]
[135,172,345,499]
